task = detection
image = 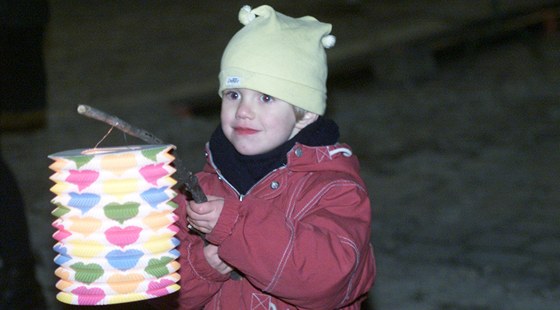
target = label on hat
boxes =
[225,76,242,87]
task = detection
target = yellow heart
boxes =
[144,234,174,254]
[162,176,178,187]
[68,240,104,258]
[142,211,174,231]
[107,273,144,294]
[68,216,102,236]
[102,178,139,201]
[161,150,175,162]
[55,278,73,291]
[101,153,138,176]
[49,158,71,172]
[168,261,181,273]
[55,267,71,281]
[50,181,71,195]
[169,273,180,282]
[107,292,145,304]
[56,292,74,304]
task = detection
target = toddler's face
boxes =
[220,88,299,155]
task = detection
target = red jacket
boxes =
[168,143,375,309]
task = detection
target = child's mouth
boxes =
[234,127,258,135]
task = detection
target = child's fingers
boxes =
[188,201,213,215]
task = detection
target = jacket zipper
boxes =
[211,163,286,203]
[206,145,287,202]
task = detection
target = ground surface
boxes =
[2,1,560,309]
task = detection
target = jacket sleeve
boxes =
[207,174,376,309]
[153,193,229,309]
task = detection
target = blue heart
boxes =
[141,187,170,208]
[167,249,180,259]
[53,244,72,265]
[105,249,143,271]
[54,254,72,266]
[53,243,67,255]
[68,192,101,214]
[170,249,180,256]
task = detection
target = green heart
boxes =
[167,200,178,210]
[68,154,94,169]
[71,262,104,284]
[145,256,174,278]
[141,146,166,162]
[51,204,71,217]
[103,202,140,224]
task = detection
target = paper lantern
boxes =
[49,144,181,305]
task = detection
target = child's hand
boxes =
[186,195,224,234]
[204,244,233,275]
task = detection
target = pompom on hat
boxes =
[219,5,336,115]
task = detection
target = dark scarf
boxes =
[209,117,339,195]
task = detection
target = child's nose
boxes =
[235,100,254,119]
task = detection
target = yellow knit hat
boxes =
[218,5,336,115]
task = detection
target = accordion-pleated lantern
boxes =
[49,145,181,305]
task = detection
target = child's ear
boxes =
[295,112,319,130]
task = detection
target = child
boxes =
[168,5,375,309]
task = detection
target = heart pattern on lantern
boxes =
[68,192,101,214]
[71,262,104,284]
[141,187,171,208]
[49,158,70,171]
[49,145,180,305]
[145,256,174,278]
[103,178,139,198]
[101,153,137,176]
[50,181,71,195]
[141,147,165,162]
[104,226,142,248]
[142,211,174,231]
[53,244,71,263]
[143,235,176,254]
[68,155,95,169]
[68,240,104,258]
[107,292,145,305]
[55,267,71,281]
[107,273,144,294]
[66,169,100,191]
[106,249,143,271]
[68,216,102,237]
[56,292,74,305]
[56,279,73,291]
[147,278,178,297]
[52,204,71,217]
[103,202,140,224]
[53,222,72,241]
[54,253,72,266]
[72,286,106,305]
[139,163,168,186]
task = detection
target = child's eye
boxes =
[224,90,240,100]
[260,94,274,103]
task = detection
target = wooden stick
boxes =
[77,104,207,203]
[77,104,164,144]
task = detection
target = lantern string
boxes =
[93,126,115,150]
[123,130,129,146]
[77,104,207,203]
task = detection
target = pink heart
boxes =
[66,170,100,191]
[147,279,175,296]
[139,163,167,186]
[72,286,105,305]
[104,226,142,248]
[52,222,72,241]
[168,224,180,234]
